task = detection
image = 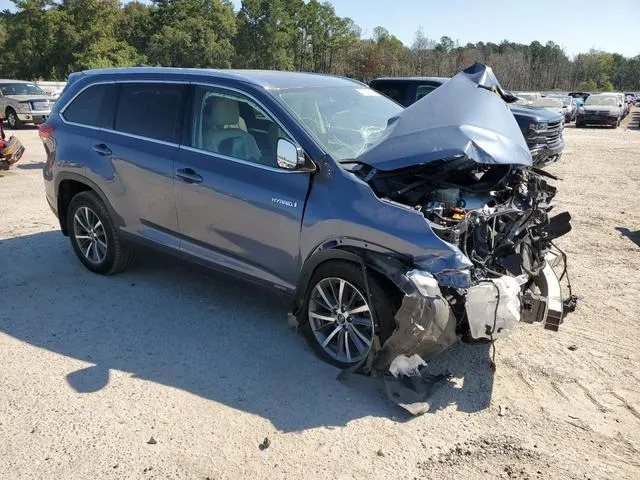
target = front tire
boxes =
[66,191,134,274]
[300,261,398,369]
[5,108,22,129]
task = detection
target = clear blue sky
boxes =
[231,0,640,58]
[1,0,637,57]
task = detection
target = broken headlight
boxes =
[406,270,440,298]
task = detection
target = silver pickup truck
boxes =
[0,80,54,128]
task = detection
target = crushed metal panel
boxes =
[357,64,532,171]
[539,261,564,331]
[370,294,457,415]
[372,294,457,373]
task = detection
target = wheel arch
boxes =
[56,173,122,236]
[292,239,416,316]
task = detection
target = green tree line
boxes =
[1,0,639,91]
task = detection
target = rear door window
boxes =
[63,84,116,128]
[115,83,185,143]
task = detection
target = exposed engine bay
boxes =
[367,159,571,279]
[356,158,573,340]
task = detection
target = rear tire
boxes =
[300,261,398,369]
[66,191,134,275]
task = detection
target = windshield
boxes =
[0,83,45,96]
[516,94,535,104]
[547,96,571,106]
[585,95,618,106]
[533,98,563,108]
[274,86,403,161]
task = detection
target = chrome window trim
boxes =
[58,77,312,172]
[180,145,305,174]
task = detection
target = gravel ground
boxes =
[1,110,639,480]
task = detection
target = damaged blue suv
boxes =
[41,64,572,376]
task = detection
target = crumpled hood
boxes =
[357,64,532,171]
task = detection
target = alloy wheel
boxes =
[7,111,17,128]
[73,206,108,264]
[308,277,374,363]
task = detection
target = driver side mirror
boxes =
[276,138,315,172]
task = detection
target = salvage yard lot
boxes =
[1,112,640,479]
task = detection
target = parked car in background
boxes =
[605,93,627,118]
[0,80,54,128]
[542,94,577,122]
[568,91,590,101]
[556,95,577,122]
[576,93,623,128]
[618,93,630,117]
[514,92,541,105]
[531,97,565,117]
[369,77,564,166]
[40,65,572,376]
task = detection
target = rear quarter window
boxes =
[62,84,116,128]
[114,83,185,143]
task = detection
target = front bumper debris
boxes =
[372,294,457,373]
[521,250,566,331]
[369,293,457,416]
[370,253,573,415]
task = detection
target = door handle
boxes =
[92,143,112,156]
[176,168,203,184]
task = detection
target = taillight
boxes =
[38,123,54,141]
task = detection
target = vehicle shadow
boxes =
[1,123,39,134]
[423,342,494,413]
[616,227,640,248]
[0,231,495,431]
[17,162,45,170]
